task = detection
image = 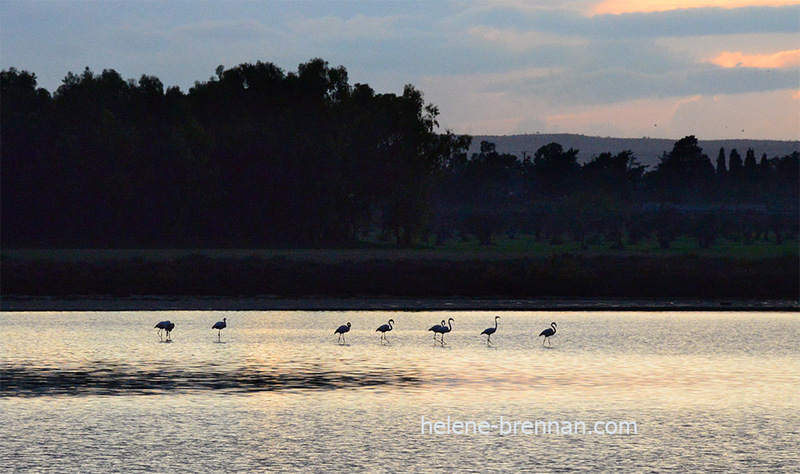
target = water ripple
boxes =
[0,362,422,397]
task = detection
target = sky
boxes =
[1,0,798,140]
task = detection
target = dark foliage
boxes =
[2,63,798,254]
[1,63,469,247]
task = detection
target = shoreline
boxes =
[2,296,797,312]
[3,251,798,311]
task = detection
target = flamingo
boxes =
[212,317,227,341]
[481,316,500,346]
[376,319,394,344]
[154,320,171,340]
[164,322,175,341]
[439,318,454,346]
[335,322,351,344]
[539,322,557,346]
[429,320,446,343]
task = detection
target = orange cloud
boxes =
[710,49,800,68]
[592,0,799,15]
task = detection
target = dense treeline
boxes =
[438,137,799,249]
[2,61,469,247]
[1,61,798,249]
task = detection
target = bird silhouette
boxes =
[164,322,175,341]
[429,319,446,343]
[539,322,557,346]
[335,322,351,344]
[481,316,500,346]
[212,318,227,341]
[439,318,454,346]
[376,319,394,344]
[154,320,171,341]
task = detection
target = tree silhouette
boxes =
[2,64,797,252]
[716,147,726,174]
[532,142,579,197]
[729,149,743,177]
[653,135,714,201]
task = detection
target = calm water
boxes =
[2,310,799,472]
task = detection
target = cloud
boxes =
[688,66,798,95]
[503,58,797,105]
[709,49,800,68]
[287,14,406,41]
[591,0,800,15]
[585,6,799,37]
[464,5,799,43]
[467,26,588,51]
[173,19,274,41]
[2,0,797,139]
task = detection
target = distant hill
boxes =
[468,134,800,169]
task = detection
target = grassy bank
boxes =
[1,251,797,300]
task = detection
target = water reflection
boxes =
[0,362,422,396]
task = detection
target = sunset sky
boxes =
[2,0,798,140]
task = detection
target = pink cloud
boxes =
[709,49,800,68]
[592,0,799,15]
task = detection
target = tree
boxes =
[729,149,742,176]
[0,68,54,244]
[532,142,579,197]
[376,85,470,246]
[452,141,521,244]
[578,151,645,246]
[744,148,757,171]
[653,135,714,200]
[716,147,726,173]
